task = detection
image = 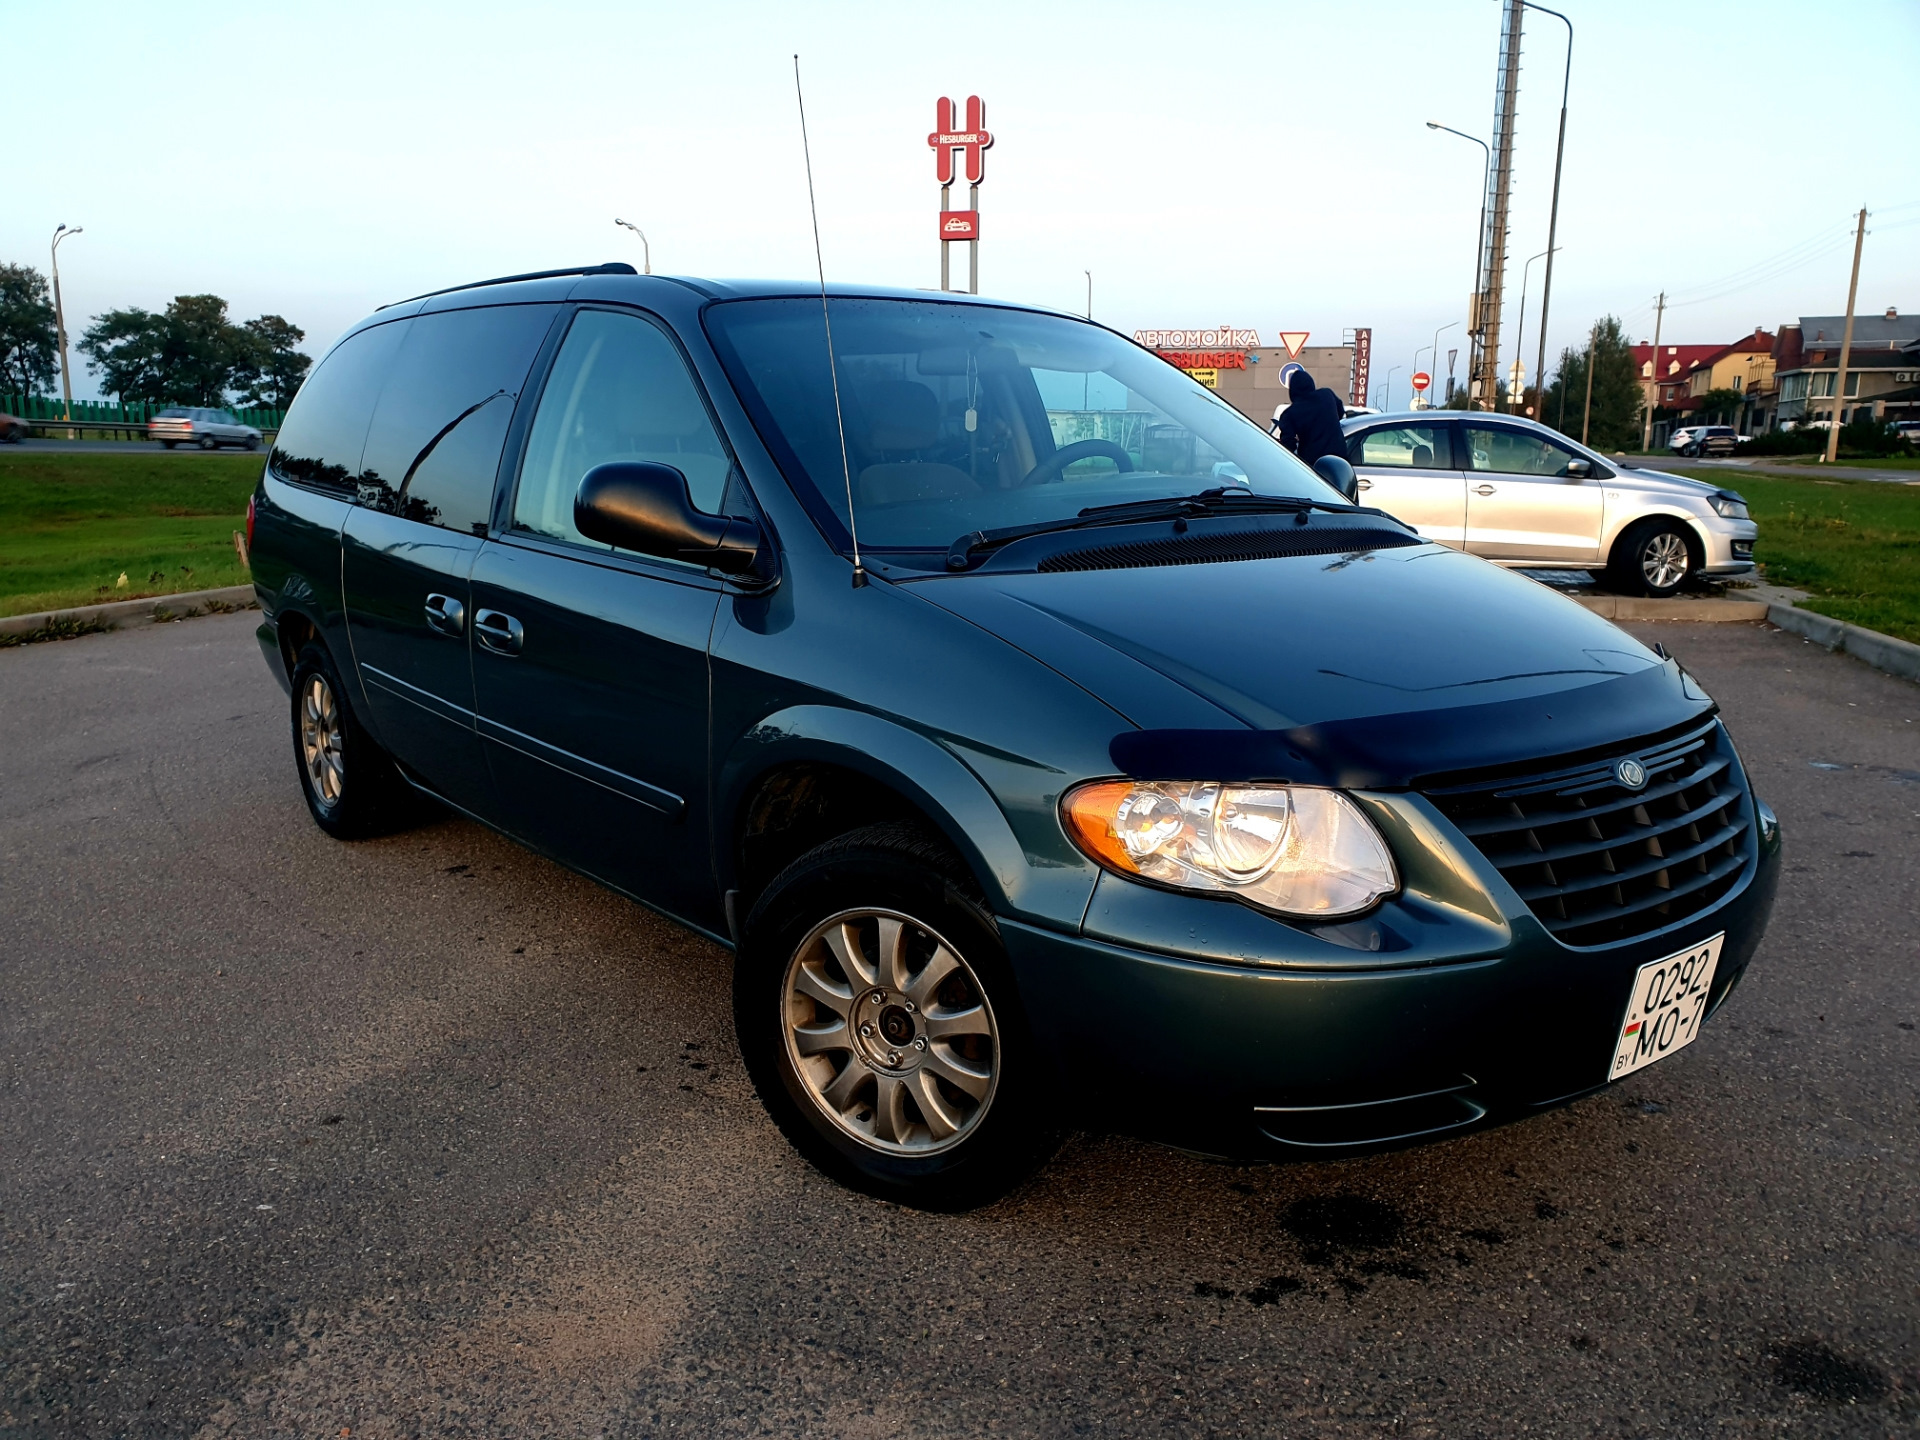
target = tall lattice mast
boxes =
[1472,0,1523,409]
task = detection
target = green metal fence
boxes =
[0,394,286,429]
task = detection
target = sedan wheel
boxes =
[198,434,219,450]
[1609,519,1696,598]
[783,908,999,1156]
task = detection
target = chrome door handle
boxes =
[1355,478,1372,491]
[423,593,465,636]
[1475,484,1498,495]
[473,609,523,655]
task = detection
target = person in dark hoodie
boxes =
[1275,367,1347,466]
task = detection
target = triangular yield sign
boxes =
[1278,331,1309,358]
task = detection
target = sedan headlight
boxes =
[1062,780,1397,918]
[1709,491,1749,520]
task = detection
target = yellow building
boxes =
[1685,328,1775,403]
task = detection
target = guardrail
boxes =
[13,421,278,444]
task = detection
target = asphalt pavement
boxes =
[2,613,1916,1438]
[1623,452,1920,484]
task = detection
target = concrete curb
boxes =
[1765,603,1920,684]
[0,585,258,639]
[1572,596,1769,621]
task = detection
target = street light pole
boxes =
[1524,2,1572,435]
[1509,246,1558,414]
[1383,366,1402,411]
[1426,122,1489,403]
[51,223,83,435]
[613,218,651,275]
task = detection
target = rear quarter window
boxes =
[270,321,409,496]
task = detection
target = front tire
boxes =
[735,823,1059,1210]
[1609,518,1697,598]
[289,642,412,839]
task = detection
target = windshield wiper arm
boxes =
[944,489,1349,571]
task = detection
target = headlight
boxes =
[1709,491,1749,520]
[1061,780,1397,918]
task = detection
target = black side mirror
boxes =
[1312,454,1359,503]
[574,462,764,576]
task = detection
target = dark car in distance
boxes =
[248,265,1781,1208]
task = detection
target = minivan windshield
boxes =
[706,298,1339,562]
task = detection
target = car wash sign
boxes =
[1135,329,1258,388]
[1134,328,1260,350]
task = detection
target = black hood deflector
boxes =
[1110,661,1714,791]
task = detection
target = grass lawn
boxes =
[1683,469,1920,644]
[0,451,261,618]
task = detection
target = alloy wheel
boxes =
[300,674,345,808]
[782,908,999,1156]
[1640,531,1690,592]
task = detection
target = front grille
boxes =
[1036,522,1420,573]
[1422,717,1751,948]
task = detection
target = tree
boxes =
[78,294,310,407]
[0,263,59,396]
[1541,316,1643,451]
[76,307,170,402]
[230,314,311,408]
[1695,387,1744,426]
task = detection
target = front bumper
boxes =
[1003,792,1781,1160]
[1696,514,1759,575]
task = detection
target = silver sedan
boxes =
[148,407,263,451]
[1337,412,1757,597]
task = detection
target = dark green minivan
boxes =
[249,265,1780,1208]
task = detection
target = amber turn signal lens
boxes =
[1061,780,1143,875]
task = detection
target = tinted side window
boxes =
[512,309,733,552]
[270,321,408,495]
[357,304,558,535]
[1348,423,1448,468]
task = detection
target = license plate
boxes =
[1608,934,1724,1081]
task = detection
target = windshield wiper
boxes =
[943,488,1357,571]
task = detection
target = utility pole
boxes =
[1580,322,1598,445]
[1824,207,1868,464]
[1640,292,1666,452]
[1472,0,1524,412]
[51,224,83,437]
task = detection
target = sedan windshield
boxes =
[705,298,1338,563]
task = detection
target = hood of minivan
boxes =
[911,543,1710,782]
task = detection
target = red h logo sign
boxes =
[928,96,993,185]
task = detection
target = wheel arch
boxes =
[1603,506,1708,571]
[717,705,1088,932]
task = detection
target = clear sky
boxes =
[6,0,1916,405]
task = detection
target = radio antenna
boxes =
[793,54,865,587]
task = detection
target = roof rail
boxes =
[379,262,640,310]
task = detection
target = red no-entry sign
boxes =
[1412,371,1432,393]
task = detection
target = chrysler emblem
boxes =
[1615,758,1647,790]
